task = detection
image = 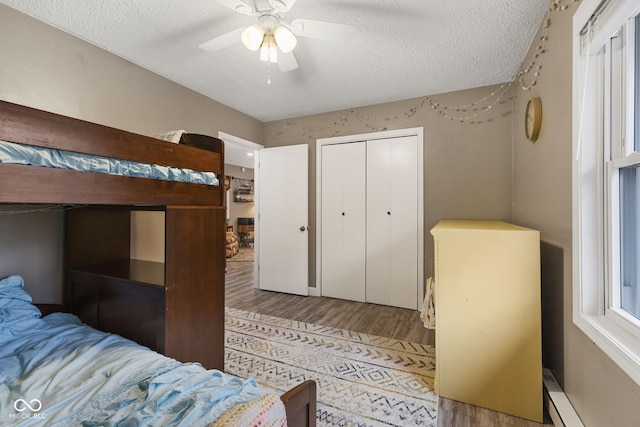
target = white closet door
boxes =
[390,136,419,309]
[366,139,393,305]
[366,136,419,309]
[321,142,366,301]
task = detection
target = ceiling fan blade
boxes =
[289,18,356,42]
[198,28,243,52]
[278,51,298,72]
[270,0,297,13]
[213,0,255,15]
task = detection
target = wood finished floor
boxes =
[225,256,553,427]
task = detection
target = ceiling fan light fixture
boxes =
[241,24,264,51]
[273,25,297,53]
[260,34,278,63]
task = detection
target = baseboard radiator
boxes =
[543,368,584,427]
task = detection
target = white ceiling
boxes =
[0,0,549,124]
[225,144,256,169]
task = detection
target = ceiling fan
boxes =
[199,0,356,72]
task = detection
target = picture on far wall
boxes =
[233,178,254,203]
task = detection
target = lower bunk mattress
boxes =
[0,275,285,426]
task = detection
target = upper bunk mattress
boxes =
[0,140,219,186]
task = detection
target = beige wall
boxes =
[0,210,64,303]
[264,85,514,286]
[512,4,640,426]
[0,5,263,301]
[0,6,263,142]
[131,211,165,263]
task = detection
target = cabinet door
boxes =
[366,136,419,309]
[321,142,366,301]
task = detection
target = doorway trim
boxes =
[218,132,263,289]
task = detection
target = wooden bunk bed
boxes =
[0,100,316,426]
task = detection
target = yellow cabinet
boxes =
[430,220,542,422]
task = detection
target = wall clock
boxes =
[525,97,542,142]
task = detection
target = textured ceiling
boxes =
[0,0,549,122]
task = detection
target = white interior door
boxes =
[366,138,393,305]
[256,144,308,295]
[321,142,366,301]
[389,136,419,309]
[366,136,419,309]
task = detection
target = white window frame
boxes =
[573,0,640,386]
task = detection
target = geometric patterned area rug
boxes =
[224,307,438,427]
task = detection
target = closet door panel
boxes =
[321,144,345,300]
[366,138,392,306]
[390,136,419,309]
[342,143,367,300]
[321,142,366,301]
[366,136,419,309]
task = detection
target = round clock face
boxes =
[525,97,542,142]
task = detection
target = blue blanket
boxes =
[0,276,270,426]
[0,140,219,186]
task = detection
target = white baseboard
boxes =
[543,368,584,427]
[308,286,320,297]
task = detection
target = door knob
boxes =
[300,226,307,232]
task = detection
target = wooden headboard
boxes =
[0,100,223,206]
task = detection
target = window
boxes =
[574,0,640,385]
[620,165,640,320]
[619,15,640,321]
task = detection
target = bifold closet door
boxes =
[321,142,366,301]
[366,136,419,309]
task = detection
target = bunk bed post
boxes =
[281,380,317,427]
[178,133,225,207]
[165,205,226,370]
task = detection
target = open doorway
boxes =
[218,132,263,274]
